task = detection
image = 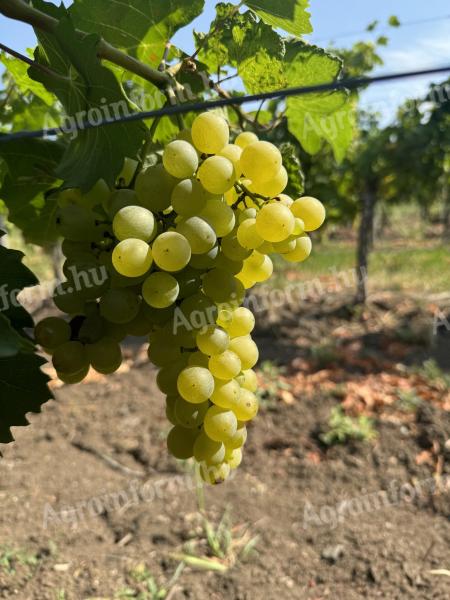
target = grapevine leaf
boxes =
[0,54,54,106]
[0,315,34,358]
[29,2,147,190]
[0,137,64,245]
[284,42,355,161]
[0,353,53,445]
[69,0,205,67]
[244,0,312,37]
[195,6,285,93]
[280,143,305,197]
[0,230,38,332]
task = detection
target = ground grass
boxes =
[275,241,449,295]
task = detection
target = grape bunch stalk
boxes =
[34,111,326,484]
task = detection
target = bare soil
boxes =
[1,291,449,600]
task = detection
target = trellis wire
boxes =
[0,66,449,143]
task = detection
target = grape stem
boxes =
[234,182,270,208]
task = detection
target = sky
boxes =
[1,0,449,123]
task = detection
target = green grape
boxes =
[189,245,219,270]
[277,194,294,207]
[237,219,264,250]
[176,128,198,150]
[242,254,273,283]
[142,304,175,327]
[211,378,240,409]
[58,364,90,385]
[178,293,218,332]
[86,337,122,374]
[194,431,225,465]
[232,389,259,421]
[198,156,235,195]
[255,203,295,242]
[80,179,111,210]
[235,272,256,291]
[237,207,257,224]
[177,366,215,404]
[249,166,287,198]
[290,196,326,231]
[100,288,141,324]
[218,144,242,177]
[225,447,242,470]
[187,351,210,368]
[216,308,234,329]
[196,326,230,356]
[198,197,236,237]
[148,342,182,367]
[52,341,88,376]
[209,350,241,380]
[113,206,156,242]
[191,111,229,154]
[166,396,180,426]
[34,317,71,350]
[283,235,312,263]
[112,239,153,278]
[135,164,177,212]
[221,230,252,261]
[157,357,189,396]
[227,307,255,338]
[171,178,209,217]
[78,314,105,344]
[142,272,179,309]
[107,189,140,218]
[256,240,275,255]
[152,232,191,272]
[53,282,86,315]
[214,252,243,276]
[55,204,100,242]
[293,217,305,236]
[226,422,248,450]
[167,426,198,460]
[175,268,202,298]
[175,397,209,429]
[272,237,297,254]
[55,187,83,208]
[199,462,231,485]
[229,335,259,370]
[176,217,216,255]
[236,369,258,392]
[103,319,129,342]
[235,131,258,149]
[240,141,282,184]
[204,406,237,443]
[117,157,138,186]
[203,268,243,304]
[163,140,199,179]
[125,303,154,337]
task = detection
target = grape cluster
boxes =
[34,112,325,484]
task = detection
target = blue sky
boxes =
[1,0,449,123]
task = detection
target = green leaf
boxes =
[284,43,355,161]
[0,137,64,245]
[0,230,38,332]
[195,6,286,93]
[280,143,304,197]
[29,2,147,190]
[245,0,312,37]
[0,315,34,358]
[0,353,52,445]
[388,15,401,27]
[69,0,205,67]
[0,53,54,106]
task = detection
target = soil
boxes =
[0,291,449,600]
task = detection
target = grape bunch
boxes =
[34,111,325,484]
